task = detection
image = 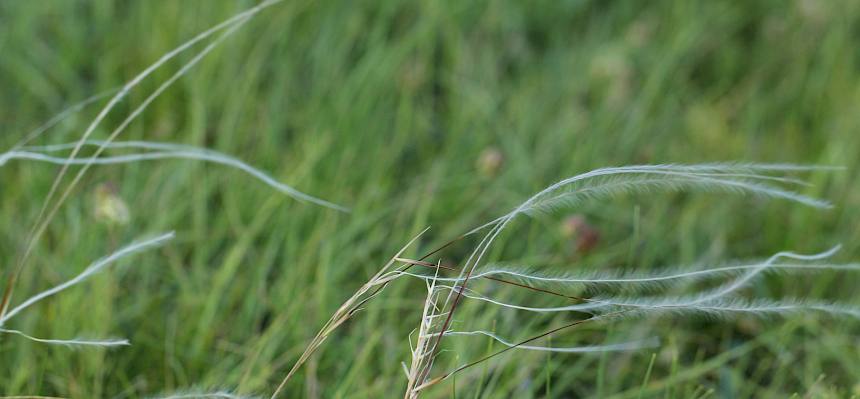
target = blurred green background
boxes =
[1,1,859,397]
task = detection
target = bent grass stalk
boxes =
[269,228,431,399]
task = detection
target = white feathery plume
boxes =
[434,330,659,353]
[0,233,174,348]
[407,163,843,398]
[0,232,175,325]
[151,391,258,399]
[0,328,129,348]
[452,164,835,306]
[1,140,347,212]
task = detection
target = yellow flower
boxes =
[94,183,130,226]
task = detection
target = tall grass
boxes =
[2,0,859,398]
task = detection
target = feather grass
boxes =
[406,163,846,397]
[0,328,129,348]
[270,228,430,399]
[0,141,348,211]
[435,330,660,353]
[394,257,860,295]
[404,266,445,399]
[0,232,173,348]
[0,232,175,325]
[151,391,258,399]
[3,0,286,323]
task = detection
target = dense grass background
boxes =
[1,1,859,397]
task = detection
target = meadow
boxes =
[1,1,859,398]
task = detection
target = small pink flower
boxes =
[560,214,600,253]
[476,147,504,177]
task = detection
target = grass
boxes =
[1,0,860,397]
